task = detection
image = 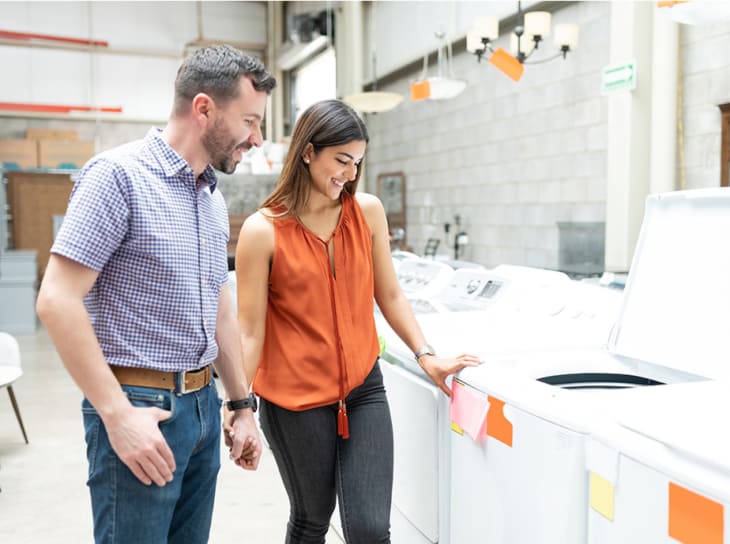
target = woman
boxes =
[229,99,480,543]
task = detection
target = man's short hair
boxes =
[173,44,276,114]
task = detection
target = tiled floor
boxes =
[0,327,343,543]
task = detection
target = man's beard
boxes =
[202,116,251,174]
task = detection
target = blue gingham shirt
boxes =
[52,128,229,371]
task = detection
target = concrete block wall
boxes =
[680,21,730,188]
[363,1,610,270]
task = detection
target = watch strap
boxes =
[226,392,258,412]
[414,344,436,360]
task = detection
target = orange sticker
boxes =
[488,47,524,82]
[410,80,431,101]
[486,396,513,447]
[668,482,724,544]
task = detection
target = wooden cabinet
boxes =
[5,171,73,279]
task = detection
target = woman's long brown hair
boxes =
[260,99,369,217]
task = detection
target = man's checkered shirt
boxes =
[52,128,229,372]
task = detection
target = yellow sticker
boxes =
[378,335,386,355]
[451,421,464,435]
[590,471,615,521]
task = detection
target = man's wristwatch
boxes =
[226,392,258,412]
[414,344,436,361]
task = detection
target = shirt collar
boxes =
[145,128,218,193]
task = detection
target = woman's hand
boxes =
[417,353,482,397]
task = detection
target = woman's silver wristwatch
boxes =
[414,344,436,361]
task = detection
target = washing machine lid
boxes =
[604,381,730,475]
[609,189,730,379]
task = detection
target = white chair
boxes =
[0,332,28,444]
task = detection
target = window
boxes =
[290,47,336,129]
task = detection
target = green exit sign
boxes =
[601,60,637,94]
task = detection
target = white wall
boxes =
[0,1,267,122]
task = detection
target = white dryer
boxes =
[586,380,730,544]
[448,189,730,544]
[378,266,623,544]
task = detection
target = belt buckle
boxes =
[176,366,207,395]
[176,370,190,395]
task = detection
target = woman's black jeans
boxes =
[260,362,394,544]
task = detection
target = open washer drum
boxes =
[449,189,730,544]
[377,265,624,543]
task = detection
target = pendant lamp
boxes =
[343,3,403,113]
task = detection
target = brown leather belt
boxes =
[110,365,212,394]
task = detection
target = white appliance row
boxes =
[382,188,730,544]
[378,260,624,543]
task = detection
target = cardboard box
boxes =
[26,128,79,141]
[0,139,38,169]
[38,140,95,169]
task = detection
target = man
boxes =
[36,45,276,543]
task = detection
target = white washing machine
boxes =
[391,249,420,272]
[396,257,455,300]
[377,266,624,543]
[448,188,730,544]
[586,380,730,544]
[374,257,457,319]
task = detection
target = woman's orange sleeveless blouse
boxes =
[253,194,380,415]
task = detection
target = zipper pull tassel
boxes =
[337,399,350,439]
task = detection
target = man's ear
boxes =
[192,93,214,124]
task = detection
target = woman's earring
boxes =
[303,158,310,164]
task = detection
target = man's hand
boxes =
[102,405,175,486]
[222,406,262,470]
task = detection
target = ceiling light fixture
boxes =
[343,3,403,113]
[410,31,467,101]
[466,1,579,82]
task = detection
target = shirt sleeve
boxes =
[51,157,130,272]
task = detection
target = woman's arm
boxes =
[356,193,481,396]
[235,210,275,385]
[222,211,273,468]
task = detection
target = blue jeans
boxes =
[81,382,221,544]
[260,362,394,544]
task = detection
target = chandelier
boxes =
[466,1,579,81]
